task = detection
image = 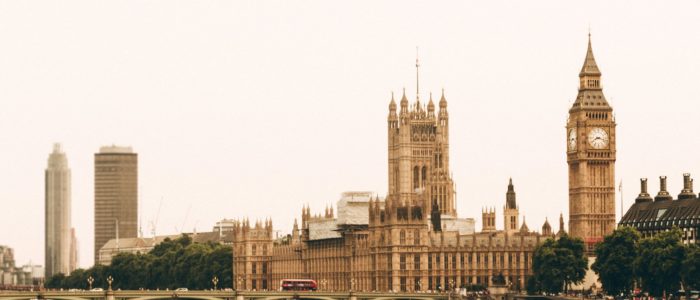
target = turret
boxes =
[439,88,447,110]
[503,178,519,234]
[635,178,653,203]
[506,178,516,209]
[400,88,408,112]
[482,207,496,232]
[427,93,435,115]
[438,89,448,122]
[292,219,299,244]
[542,218,552,236]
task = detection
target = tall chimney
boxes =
[635,178,653,203]
[679,173,697,200]
[654,176,673,202]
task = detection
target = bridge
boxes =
[0,290,451,300]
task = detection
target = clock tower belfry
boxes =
[566,35,617,252]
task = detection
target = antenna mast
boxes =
[416,46,420,100]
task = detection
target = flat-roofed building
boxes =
[94,145,138,263]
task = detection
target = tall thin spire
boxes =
[416,46,420,100]
[580,34,601,76]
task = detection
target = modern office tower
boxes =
[45,143,72,278]
[94,145,138,263]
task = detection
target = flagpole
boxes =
[619,180,623,222]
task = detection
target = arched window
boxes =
[414,229,420,245]
[400,230,406,245]
[413,166,419,189]
[263,244,268,256]
[252,245,257,255]
[421,166,427,187]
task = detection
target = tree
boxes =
[635,227,686,297]
[532,235,588,294]
[525,276,539,295]
[592,226,640,296]
[556,234,588,292]
[681,244,700,290]
[54,234,232,290]
[45,273,66,289]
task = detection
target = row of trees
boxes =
[592,227,700,297]
[528,234,588,294]
[46,234,233,290]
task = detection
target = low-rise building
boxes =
[0,245,36,286]
[97,230,235,265]
[620,174,700,244]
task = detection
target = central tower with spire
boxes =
[566,35,617,253]
[503,178,519,235]
[387,59,455,217]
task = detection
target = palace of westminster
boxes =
[227,36,696,292]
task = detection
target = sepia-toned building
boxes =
[566,35,617,253]
[45,143,74,278]
[232,80,559,292]
[0,245,35,286]
[229,38,621,292]
[619,174,700,245]
[94,145,138,263]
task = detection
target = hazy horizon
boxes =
[1,1,699,268]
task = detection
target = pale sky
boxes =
[1,1,699,268]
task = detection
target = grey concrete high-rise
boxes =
[94,145,138,264]
[45,143,72,277]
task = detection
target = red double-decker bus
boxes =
[280,279,317,291]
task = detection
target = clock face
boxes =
[587,127,609,149]
[568,128,577,150]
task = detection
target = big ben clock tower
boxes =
[567,35,616,253]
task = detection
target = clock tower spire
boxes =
[566,35,616,253]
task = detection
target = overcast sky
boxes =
[1,1,699,268]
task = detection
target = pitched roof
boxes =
[580,36,601,77]
[619,196,700,230]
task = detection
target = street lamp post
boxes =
[87,276,94,290]
[212,276,219,291]
[107,276,114,291]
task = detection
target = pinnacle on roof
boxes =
[427,92,435,111]
[579,34,602,77]
[520,216,529,232]
[400,88,408,105]
[439,88,447,108]
[389,91,397,111]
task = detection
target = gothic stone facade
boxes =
[567,37,617,253]
[229,40,616,292]
[232,89,562,292]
